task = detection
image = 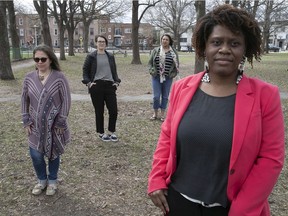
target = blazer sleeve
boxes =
[82,54,92,85]
[229,86,285,215]
[148,82,178,194]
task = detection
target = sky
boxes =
[14,0,132,23]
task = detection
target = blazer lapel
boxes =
[173,73,203,126]
[230,76,254,169]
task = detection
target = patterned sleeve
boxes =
[21,77,33,127]
[54,73,71,129]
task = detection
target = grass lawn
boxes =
[0,51,287,215]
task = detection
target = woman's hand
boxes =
[55,127,64,135]
[25,125,31,136]
[149,189,169,215]
[88,82,96,88]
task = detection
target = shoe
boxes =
[100,134,111,142]
[160,117,165,122]
[46,184,57,196]
[110,134,118,142]
[32,182,47,195]
[150,115,157,120]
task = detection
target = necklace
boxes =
[39,74,45,81]
[38,70,51,81]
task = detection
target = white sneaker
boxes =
[46,184,57,196]
[32,182,47,195]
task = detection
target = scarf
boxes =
[158,46,179,83]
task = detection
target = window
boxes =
[19,18,23,25]
[53,18,57,25]
[100,27,106,33]
[115,28,121,35]
[125,28,132,33]
[125,39,132,44]
[180,38,187,42]
[108,35,111,39]
[114,38,121,46]
[75,28,78,35]
[90,28,94,36]
[19,29,24,36]
[108,28,111,32]
[54,40,58,47]
[54,29,58,36]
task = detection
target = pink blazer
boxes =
[148,72,285,216]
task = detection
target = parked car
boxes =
[180,46,188,52]
[266,44,280,52]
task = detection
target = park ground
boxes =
[0,52,287,215]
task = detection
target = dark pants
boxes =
[90,80,118,134]
[166,186,229,216]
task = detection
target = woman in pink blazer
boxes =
[148,4,285,216]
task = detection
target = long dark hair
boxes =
[33,45,61,71]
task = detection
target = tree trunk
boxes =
[33,1,52,48]
[83,23,90,53]
[131,0,141,64]
[0,2,14,80]
[194,0,205,73]
[7,1,22,60]
[59,20,66,60]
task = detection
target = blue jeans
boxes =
[152,75,173,110]
[29,147,60,184]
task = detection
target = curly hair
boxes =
[33,45,61,71]
[192,4,262,66]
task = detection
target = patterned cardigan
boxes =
[21,70,71,160]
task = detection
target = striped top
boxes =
[21,70,71,160]
[154,51,174,76]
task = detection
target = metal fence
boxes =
[10,47,34,61]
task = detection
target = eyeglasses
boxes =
[97,41,106,44]
[34,57,48,63]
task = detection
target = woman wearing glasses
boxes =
[21,45,71,196]
[82,35,121,142]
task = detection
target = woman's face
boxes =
[205,25,245,77]
[34,51,52,72]
[161,36,170,47]
[96,37,107,51]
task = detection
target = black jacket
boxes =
[82,50,121,85]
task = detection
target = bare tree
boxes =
[146,0,195,51]
[0,2,14,80]
[78,0,127,53]
[7,1,22,60]
[33,1,53,48]
[257,0,287,53]
[194,0,206,73]
[50,1,68,60]
[131,0,162,64]
[65,1,81,56]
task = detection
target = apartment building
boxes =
[15,13,155,50]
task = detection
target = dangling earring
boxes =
[236,56,246,84]
[201,72,210,83]
[201,57,210,83]
[204,57,209,71]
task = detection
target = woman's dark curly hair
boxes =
[33,44,61,71]
[192,4,262,66]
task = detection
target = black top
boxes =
[171,88,235,208]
